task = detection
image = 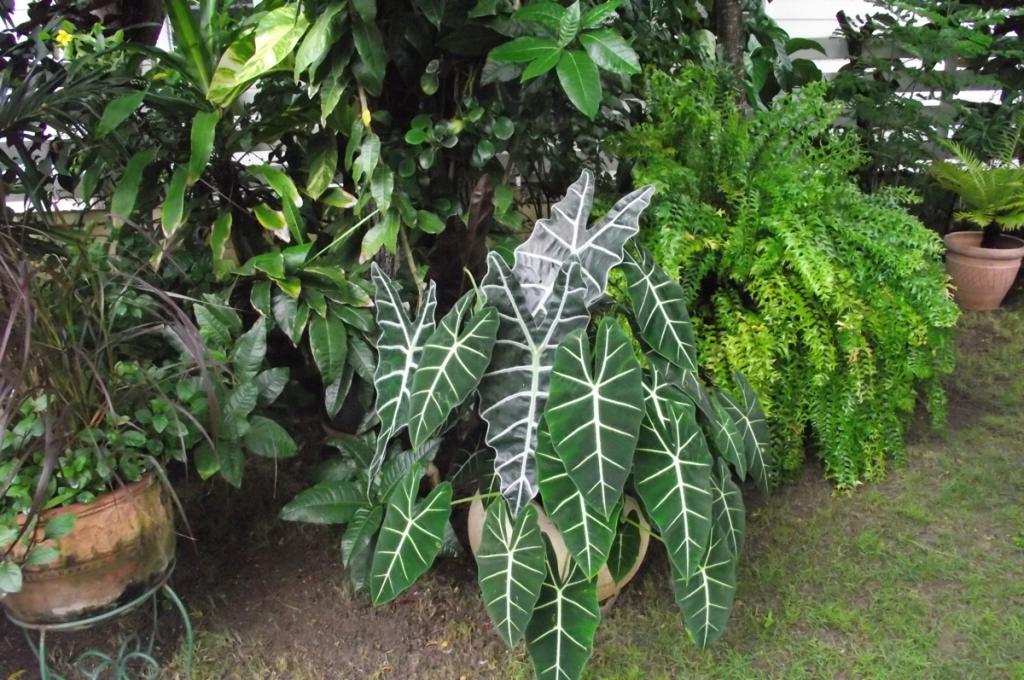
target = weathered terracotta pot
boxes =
[945,231,1024,310]
[2,474,176,625]
[467,495,650,603]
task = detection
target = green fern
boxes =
[616,67,959,488]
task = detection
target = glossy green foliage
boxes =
[617,67,959,488]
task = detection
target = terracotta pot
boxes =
[945,231,1024,310]
[467,495,650,603]
[2,474,176,625]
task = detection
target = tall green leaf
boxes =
[351,15,387,96]
[621,246,697,372]
[309,314,349,385]
[634,396,713,580]
[708,391,747,480]
[476,499,546,647]
[718,373,771,494]
[556,50,600,119]
[294,2,345,79]
[408,293,498,447]
[230,317,267,381]
[490,37,561,63]
[369,463,453,604]
[525,537,601,680]
[96,90,145,138]
[161,165,189,238]
[164,0,214,91]
[111,149,156,227]
[306,137,338,200]
[188,109,219,184]
[478,256,590,515]
[536,420,618,578]
[545,319,643,517]
[710,458,745,558]
[606,502,643,583]
[512,169,653,317]
[371,266,438,476]
[556,1,581,46]
[671,527,738,648]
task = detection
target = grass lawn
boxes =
[2,304,1022,679]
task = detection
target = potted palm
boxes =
[931,121,1024,310]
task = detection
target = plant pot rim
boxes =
[17,474,158,526]
[944,231,1024,260]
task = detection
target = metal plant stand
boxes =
[4,563,192,680]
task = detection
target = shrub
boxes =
[617,68,960,488]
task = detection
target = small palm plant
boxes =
[930,117,1024,246]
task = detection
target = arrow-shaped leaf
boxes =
[479,255,590,516]
[369,463,453,605]
[708,390,747,480]
[512,169,654,318]
[536,420,618,579]
[718,373,771,494]
[476,499,546,647]
[606,501,643,583]
[671,526,738,648]
[621,246,697,372]
[545,318,644,517]
[525,537,601,680]
[408,292,498,448]
[634,396,713,581]
[710,458,745,558]
[371,265,437,478]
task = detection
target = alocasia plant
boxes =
[284,170,773,680]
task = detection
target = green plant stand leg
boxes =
[8,569,193,679]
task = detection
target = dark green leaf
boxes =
[556,50,601,119]
[490,36,561,63]
[111,149,157,228]
[161,165,189,238]
[281,481,368,524]
[188,109,220,184]
[557,1,581,47]
[579,28,640,75]
[307,137,338,200]
[255,367,290,405]
[294,2,345,79]
[243,415,298,458]
[581,0,621,29]
[309,315,349,384]
[512,1,565,30]
[44,513,76,540]
[352,16,387,96]
[476,499,546,647]
[231,318,268,382]
[96,90,145,137]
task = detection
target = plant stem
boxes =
[451,491,502,506]
[622,516,661,543]
[399,224,423,310]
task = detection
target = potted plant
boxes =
[0,236,214,625]
[931,121,1024,310]
[283,171,773,680]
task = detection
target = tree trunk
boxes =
[716,0,748,110]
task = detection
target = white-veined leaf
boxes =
[512,169,654,319]
[621,246,697,372]
[536,420,618,579]
[710,457,745,558]
[478,255,590,516]
[545,318,643,517]
[476,499,546,647]
[369,463,453,605]
[370,265,437,480]
[634,395,713,580]
[525,536,601,680]
[671,526,738,648]
[708,390,747,480]
[718,373,771,494]
[408,292,498,447]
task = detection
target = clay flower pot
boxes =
[2,474,176,625]
[945,231,1024,310]
[467,495,650,603]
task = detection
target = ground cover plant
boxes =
[617,67,960,487]
[282,171,773,680]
